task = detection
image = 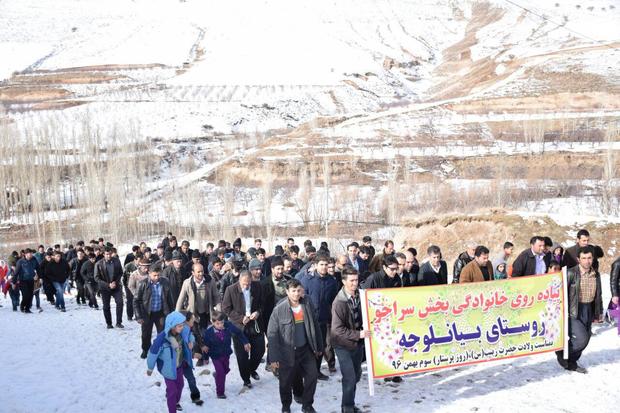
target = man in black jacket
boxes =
[70,249,88,305]
[46,251,71,312]
[611,256,620,309]
[161,250,185,304]
[94,247,124,328]
[222,271,265,388]
[268,279,323,413]
[260,257,290,333]
[362,255,402,290]
[512,236,550,277]
[81,253,99,309]
[452,241,476,284]
[555,246,603,373]
[361,254,404,385]
[564,229,605,272]
[417,245,448,286]
[134,263,174,358]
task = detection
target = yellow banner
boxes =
[361,272,566,379]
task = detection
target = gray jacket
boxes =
[267,296,323,367]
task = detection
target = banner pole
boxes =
[562,267,569,360]
[360,288,375,396]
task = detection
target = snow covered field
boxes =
[0,277,617,413]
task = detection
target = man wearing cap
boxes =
[249,258,263,281]
[219,259,244,298]
[134,263,175,359]
[161,250,185,304]
[232,238,247,262]
[94,247,125,328]
[128,258,150,303]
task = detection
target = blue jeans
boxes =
[53,282,66,309]
[34,289,40,308]
[335,342,365,409]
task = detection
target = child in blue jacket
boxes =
[147,311,193,413]
[202,310,250,398]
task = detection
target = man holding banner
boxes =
[331,267,371,413]
[555,245,603,373]
[360,255,569,390]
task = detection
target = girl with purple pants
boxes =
[146,311,193,413]
[203,310,250,398]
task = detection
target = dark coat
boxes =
[94,258,123,291]
[512,248,551,277]
[80,260,96,284]
[368,249,394,273]
[222,281,263,334]
[452,251,473,284]
[567,265,603,320]
[301,271,339,324]
[362,270,402,289]
[330,288,363,351]
[417,261,448,285]
[266,297,323,367]
[564,244,605,272]
[202,321,248,360]
[133,277,175,321]
[611,257,620,298]
[45,259,71,284]
[70,257,88,283]
[260,274,291,331]
[161,265,185,303]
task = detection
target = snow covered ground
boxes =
[0,277,617,413]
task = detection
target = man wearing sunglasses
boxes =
[361,254,403,383]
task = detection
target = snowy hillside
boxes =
[0,0,619,254]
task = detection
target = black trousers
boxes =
[42,279,55,303]
[85,282,98,307]
[141,311,165,351]
[125,285,134,320]
[19,280,34,311]
[279,345,318,409]
[317,322,335,370]
[101,288,123,325]
[556,302,593,363]
[76,279,86,304]
[232,332,265,382]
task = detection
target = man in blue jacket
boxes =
[301,254,338,380]
[15,248,40,313]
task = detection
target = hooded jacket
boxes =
[146,311,193,380]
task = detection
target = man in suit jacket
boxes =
[94,247,124,328]
[222,271,265,388]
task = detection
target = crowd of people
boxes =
[1,229,619,413]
